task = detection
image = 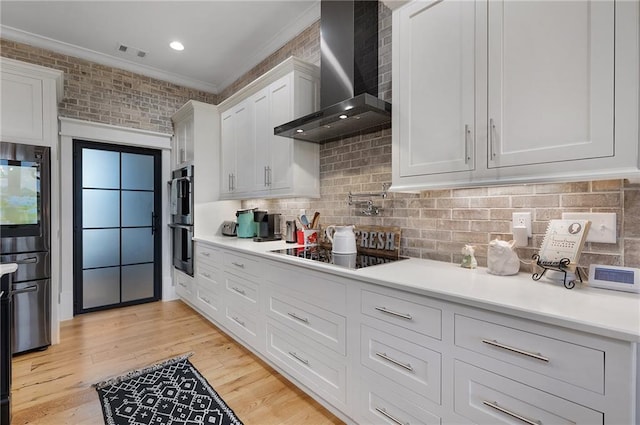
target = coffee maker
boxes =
[254,213,282,241]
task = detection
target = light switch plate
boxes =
[561,212,617,243]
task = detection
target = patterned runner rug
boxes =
[94,353,243,425]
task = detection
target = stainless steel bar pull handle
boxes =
[483,401,542,425]
[202,251,211,257]
[375,352,413,372]
[288,351,309,365]
[231,262,245,268]
[202,272,211,279]
[489,118,497,159]
[232,317,245,327]
[288,312,309,324]
[232,287,246,295]
[228,173,232,191]
[374,407,408,425]
[375,306,413,320]
[482,339,549,362]
[201,296,211,304]
[464,124,471,164]
[264,166,268,186]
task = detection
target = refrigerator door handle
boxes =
[16,257,37,264]
[11,285,38,296]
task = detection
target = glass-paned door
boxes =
[73,141,161,314]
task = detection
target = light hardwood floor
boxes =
[11,300,344,424]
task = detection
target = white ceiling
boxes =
[0,1,320,94]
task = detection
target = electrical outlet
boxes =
[561,212,617,243]
[512,212,532,237]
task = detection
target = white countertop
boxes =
[195,235,640,342]
[0,263,18,277]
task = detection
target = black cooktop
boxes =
[270,246,407,270]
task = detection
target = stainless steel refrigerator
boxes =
[0,142,51,355]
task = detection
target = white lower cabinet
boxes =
[454,361,603,424]
[266,321,348,410]
[193,244,223,321]
[174,268,194,304]
[359,368,441,425]
[183,243,637,425]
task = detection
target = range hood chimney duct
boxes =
[274,0,391,144]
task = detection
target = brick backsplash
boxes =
[244,130,640,271]
[2,3,638,274]
[1,39,218,134]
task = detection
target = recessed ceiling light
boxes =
[339,114,348,119]
[170,41,184,51]
[296,129,304,133]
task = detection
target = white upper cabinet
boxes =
[396,0,476,177]
[487,0,614,168]
[0,58,63,146]
[392,0,640,191]
[171,100,222,203]
[172,115,194,168]
[219,57,320,200]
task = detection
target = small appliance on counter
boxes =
[285,220,297,243]
[221,221,237,236]
[236,208,256,238]
[254,213,282,242]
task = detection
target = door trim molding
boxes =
[59,118,174,322]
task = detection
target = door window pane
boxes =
[83,229,119,268]
[122,153,154,190]
[122,228,153,265]
[83,189,120,228]
[82,149,119,189]
[83,267,120,309]
[122,264,154,302]
[122,191,153,227]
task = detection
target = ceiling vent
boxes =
[116,43,147,59]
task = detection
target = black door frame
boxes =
[72,140,162,315]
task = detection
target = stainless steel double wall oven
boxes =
[169,165,194,275]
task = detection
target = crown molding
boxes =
[1,25,219,94]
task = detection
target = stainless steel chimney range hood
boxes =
[274,0,391,144]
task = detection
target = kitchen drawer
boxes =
[225,273,259,307]
[225,301,259,347]
[223,251,260,277]
[196,243,222,267]
[454,314,604,394]
[174,269,194,303]
[268,287,346,355]
[195,283,220,320]
[268,264,347,314]
[266,321,347,407]
[360,324,441,405]
[359,368,441,425]
[195,262,221,288]
[361,288,442,340]
[454,360,603,424]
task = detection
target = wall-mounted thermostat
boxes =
[588,264,640,293]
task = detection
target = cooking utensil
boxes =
[300,214,310,229]
[310,212,320,229]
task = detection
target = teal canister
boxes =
[236,208,256,238]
